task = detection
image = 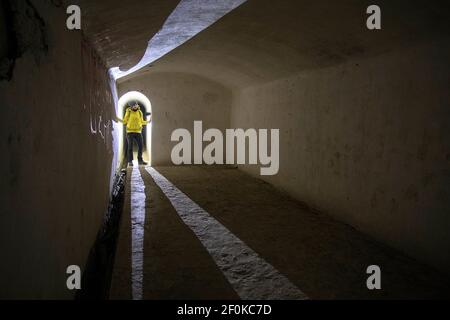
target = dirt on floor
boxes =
[110,166,450,300]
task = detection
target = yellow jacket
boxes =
[120,107,150,133]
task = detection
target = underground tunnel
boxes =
[0,0,450,310]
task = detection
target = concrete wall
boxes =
[0,1,115,298]
[118,72,232,165]
[231,38,450,275]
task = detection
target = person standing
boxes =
[117,102,151,166]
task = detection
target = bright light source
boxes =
[117,91,153,165]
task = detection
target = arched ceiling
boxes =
[79,0,180,70]
[76,0,450,89]
[117,0,450,89]
[77,0,248,78]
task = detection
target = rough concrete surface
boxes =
[146,166,307,300]
[124,0,450,88]
[116,0,450,276]
[232,39,450,275]
[76,0,180,71]
[110,166,239,300]
[111,166,450,299]
[0,0,115,299]
[1,0,449,300]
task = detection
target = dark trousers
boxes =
[127,132,143,162]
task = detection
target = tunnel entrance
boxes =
[117,91,152,165]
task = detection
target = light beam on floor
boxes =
[130,165,146,300]
[145,167,308,300]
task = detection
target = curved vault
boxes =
[118,0,450,89]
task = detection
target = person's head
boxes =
[129,101,140,111]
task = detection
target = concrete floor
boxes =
[110,166,450,300]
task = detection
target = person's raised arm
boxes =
[114,108,129,124]
[119,108,130,124]
[140,111,151,125]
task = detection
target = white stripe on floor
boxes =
[146,167,308,300]
[130,165,146,300]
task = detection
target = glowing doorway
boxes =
[117,91,152,166]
